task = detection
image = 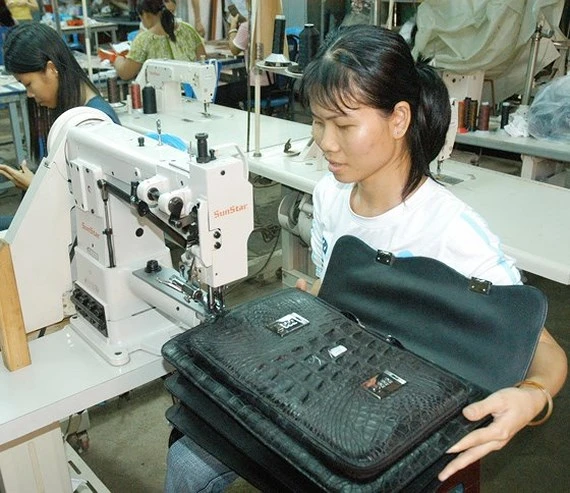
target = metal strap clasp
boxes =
[376,250,394,265]
[469,277,492,294]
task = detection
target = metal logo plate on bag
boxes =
[266,312,310,337]
[362,370,407,400]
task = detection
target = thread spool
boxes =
[130,82,142,110]
[264,15,290,67]
[500,102,511,129]
[120,82,129,102]
[142,85,157,114]
[271,15,286,55]
[298,23,320,71]
[463,97,472,130]
[106,77,120,104]
[478,102,490,131]
[195,132,209,163]
[468,100,478,131]
[457,100,467,133]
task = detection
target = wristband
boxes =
[516,380,553,426]
[228,28,238,36]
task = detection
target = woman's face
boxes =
[15,62,59,109]
[311,100,407,185]
[139,11,155,29]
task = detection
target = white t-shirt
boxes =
[311,173,521,285]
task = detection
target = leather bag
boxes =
[318,235,547,392]
[162,288,489,485]
[161,235,547,491]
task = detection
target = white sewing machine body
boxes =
[135,58,218,114]
[6,107,253,366]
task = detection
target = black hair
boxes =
[300,24,450,199]
[3,23,102,160]
[137,0,176,42]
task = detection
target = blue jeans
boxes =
[164,435,238,492]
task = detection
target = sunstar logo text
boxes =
[213,204,248,219]
[81,222,101,239]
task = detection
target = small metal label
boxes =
[362,370,407,400]
[328,345,347,359]
[266,312,310,337]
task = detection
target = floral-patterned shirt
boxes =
[127,22,204,64]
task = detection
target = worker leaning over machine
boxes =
[0,22,120,230]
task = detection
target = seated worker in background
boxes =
[164,25,567,491]
[215,0,272,109]
[0,22,119,230]
[113,0,206,80]
[136,0,205,38]
[5,0,38,23]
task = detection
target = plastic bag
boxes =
[528,75,570,142]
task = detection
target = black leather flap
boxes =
[318,235,547,392]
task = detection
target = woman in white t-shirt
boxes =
[164,24,568,492]
[297,24,567,483]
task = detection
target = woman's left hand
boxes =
[0,160,34,190]
[438,385,546,481]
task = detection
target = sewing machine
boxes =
[135,58,218,115]
[5,107,253,366]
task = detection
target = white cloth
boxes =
[412,0,564,102]
[311,173,521,286]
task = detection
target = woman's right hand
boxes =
[295,279,308,291]
[295,278,321,296]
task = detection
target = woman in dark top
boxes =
[0,22,119,229]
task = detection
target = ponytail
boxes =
[403,56,450,196]
[137,0,176,42]
[160,6,176,42]
[415,56,450,164]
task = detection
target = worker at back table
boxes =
[113,0,206,80]
[215,0,272,109]
[5,0,38,24]
[135,0,206,38]
[0,22,119,230]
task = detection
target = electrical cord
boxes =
[250,173,279,188]
[225,226,282,296]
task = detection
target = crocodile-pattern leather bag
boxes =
[161,235,546,490]
[163,372,483,492]
[162,288,489,483]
